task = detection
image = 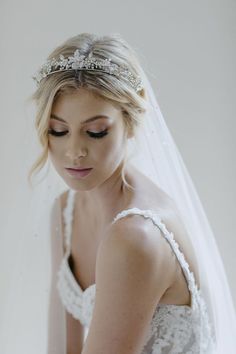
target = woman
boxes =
[28,32,236,353]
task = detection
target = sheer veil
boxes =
[132,69,236,352]
[1,61,236,354]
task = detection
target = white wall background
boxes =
[0,0,235,353]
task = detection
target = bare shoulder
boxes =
[58,189,69,210]
[84,212,176,353]
[49,190,67,235]
[57,189,70,253]
[97,210,176,292]
[126,166,194,259]
[58,189,69,228]
[141,182,201,289]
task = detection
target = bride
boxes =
[27,32,236,353]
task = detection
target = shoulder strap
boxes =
[112,207,199,309]
[62,189,76,255]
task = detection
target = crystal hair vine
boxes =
[32,49,144,93]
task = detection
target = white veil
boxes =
[131,69,236,352]
[1,56,236,354]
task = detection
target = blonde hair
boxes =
[28,32,148,190]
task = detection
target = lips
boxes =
[65,167,93,178]
[67,168,91,171]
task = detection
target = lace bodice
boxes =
[57,189,216,353]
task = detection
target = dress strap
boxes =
[111,207,199,310]
[62,189,76,255]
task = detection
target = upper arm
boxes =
[81,219,175,354]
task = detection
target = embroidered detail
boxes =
[57,256,96,327]
[141,291,215,353]
[57,193,216,352]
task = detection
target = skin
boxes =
[49,87,133,229]
[48,87,200,354]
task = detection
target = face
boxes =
[48,88,130,192]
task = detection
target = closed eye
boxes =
[48,129,109,139]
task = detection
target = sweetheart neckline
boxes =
[62,252,194,310]
[61,204,198,309]
[64,253,96,294]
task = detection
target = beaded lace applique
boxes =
[57,189,216,352]
[57,189,96,327]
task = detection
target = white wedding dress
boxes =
[56,188,216,353]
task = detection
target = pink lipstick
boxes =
[65,168,93,179]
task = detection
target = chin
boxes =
[62,173,99,192]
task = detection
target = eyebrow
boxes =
[50,114,111,124]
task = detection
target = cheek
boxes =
[97,131,126,165]
[48,139,65,170]
[48,138,64,155]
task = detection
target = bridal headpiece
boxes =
[2,33,235,353]
[32,48,144,93]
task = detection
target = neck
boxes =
[79,163,135,227]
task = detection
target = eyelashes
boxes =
[48,129,109,139]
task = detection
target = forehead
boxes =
[51,88,121,121]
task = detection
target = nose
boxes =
[65,137,88,160]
